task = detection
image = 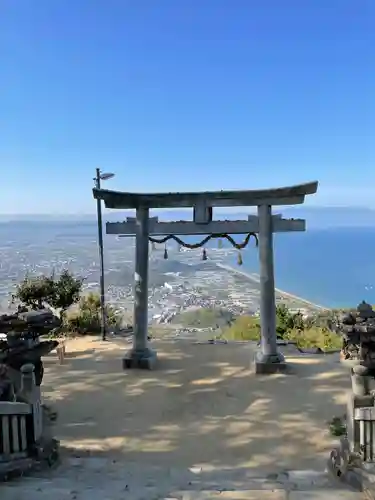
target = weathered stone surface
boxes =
[122,347,157,370]
[289,491,361,499]
[329,303,375,496]
[341,312,357,325]
[338,302,375,366]
[175,492,286,499]
[0,437,60,482]
[254,359,288,374]
[0,308,61,335]
[0,335,58,391]
[254,350,287,374]
[358,301,375,319]
[0,461,356,500]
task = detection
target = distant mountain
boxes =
[142,206,375,229]
[0,214,97,222]
[278,207,375,229]
[215,207,375,229]
[1,206,375,229]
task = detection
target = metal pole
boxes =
[95,168,107,341]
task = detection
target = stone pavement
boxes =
[0,458,363,499]
[13,337,360,499]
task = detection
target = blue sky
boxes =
[1,0,373,214]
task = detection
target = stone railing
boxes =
[0,363,59,480]
[339,301,375,363]
[0,401,32,461]
[329,301,375,495]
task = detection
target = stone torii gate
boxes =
[93,181,318,374]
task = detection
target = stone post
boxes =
[255,204,286,374]
[20,364,37,401]
[123,206,157,370]
[20,364,43,441]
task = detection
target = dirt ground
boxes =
[42,336,350,475]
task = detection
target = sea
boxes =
[0,221,375,310]
[239,227,375,309]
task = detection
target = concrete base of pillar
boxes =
[122,348,157,370]
[254,350,287,374]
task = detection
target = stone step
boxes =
[0,485,363,500]
[168,491,362,500]
[0,458,364,500]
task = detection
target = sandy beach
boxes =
[216,262,328,311]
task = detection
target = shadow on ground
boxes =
[42,337,350,475]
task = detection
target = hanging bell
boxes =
[164,245,168,259]
[237,250,243,266]
[202,248,208,261]
[218,239,223,249]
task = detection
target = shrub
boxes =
[328,415,346,437]
[223,315,260,341]
[222,305,342,351]
[285,326,342,351]
[275,304,291,337]
[63,292,121,334]
[172,308,235,328]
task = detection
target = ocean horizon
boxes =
[231,227,375,309]
[0,221,375,310]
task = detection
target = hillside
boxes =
[170,307,235,328]
[166,305,345,351]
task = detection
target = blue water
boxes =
[228,228,375,309]
[1,221,375,309]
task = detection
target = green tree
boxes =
[13,274,55,309]
[275,304,305,337]
[14,270,83,317]
[289,311,305,331]
[275,304,291,337]
[48,270,84,319]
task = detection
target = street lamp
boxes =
[94,168,115,341]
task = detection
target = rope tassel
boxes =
[202,248,207,261]
[164,245,168,259]
[237,251,243,266]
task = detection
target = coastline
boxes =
[216,262,328,311]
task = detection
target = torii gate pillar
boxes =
[124,206,157,369]
[256,204,284,372]
[93,181,318,373]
